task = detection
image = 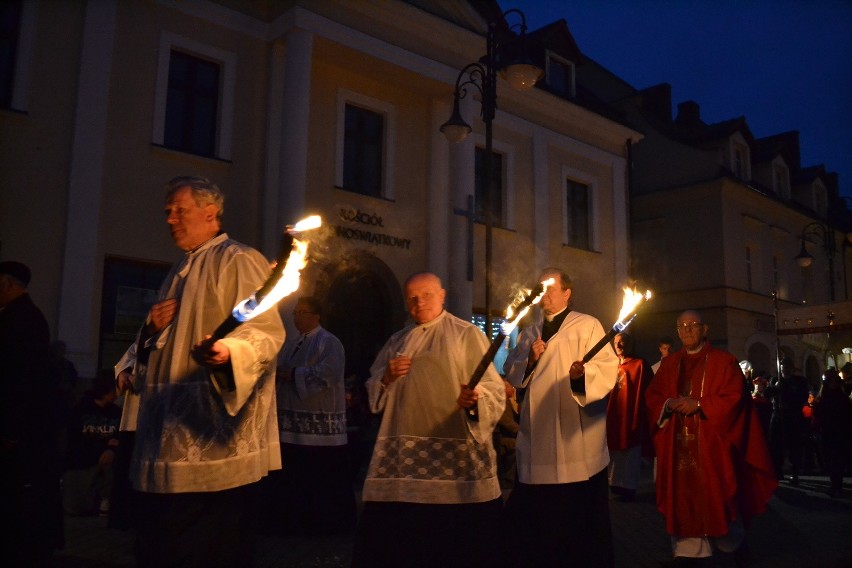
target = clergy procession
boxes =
[6,175,851,568]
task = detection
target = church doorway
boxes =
[318,252,404,384]
[315,252,405,482]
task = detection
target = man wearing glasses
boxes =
[646,310,777,567]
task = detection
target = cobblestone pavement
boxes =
[54,464,852,567]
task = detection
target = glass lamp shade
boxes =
[501,62,544,91]
[796,255,814,268]
[795,240,814,268]
[440,98,473,144]
[441,122,472,143]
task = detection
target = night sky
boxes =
[503,0,852,198]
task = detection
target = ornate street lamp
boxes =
[795,221,837,301]
[440,8,543,336]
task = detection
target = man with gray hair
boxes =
[115,176,284,566]
[647,309,776,566]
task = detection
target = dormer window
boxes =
[732,141,750,180]
[545,51,575,98]
[813,181,827,218]
[773,162,790,198]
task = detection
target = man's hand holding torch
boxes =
[191,335,231,368]
[569,360,586,380]
[456,384,479,410]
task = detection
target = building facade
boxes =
[1,0,639,382]
[594,80,848,382]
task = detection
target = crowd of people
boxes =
[4,175,852,567]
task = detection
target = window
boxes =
[545,51,575,98]
[152,32,236,160]
[343,104,384,197]
[773,163,789,197]
[475,147,504,225]
[565,179,590,249]
[163,50,220,157]
[732,142,750,180]
[335,90,396,199]
[745,246,753,291]
[814,184,827,218]
[0,0,22,109]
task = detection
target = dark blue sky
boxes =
[503,0,852,198]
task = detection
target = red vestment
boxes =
[607,356,652,451]
[646,342,777,537]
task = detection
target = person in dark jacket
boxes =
[765,357,810,484]
[814,369,852,498]
[63,375,122,516]
[0,261,64,564]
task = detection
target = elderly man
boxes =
[115,176,284,567]
[351,272,505,568]
[646,310,776,567]
[503,268,619,567]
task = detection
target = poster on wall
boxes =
[99,256,171,370]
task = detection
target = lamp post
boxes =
[440,8,543,337]
[795,221,837,302]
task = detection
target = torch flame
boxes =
[232,216,322,322]
[614,287,653,330]
[501,277,556,335]
[289,215,322,233]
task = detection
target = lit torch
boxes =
[205,215,322,390]
[581,287,652,363]
[466,277,555,390]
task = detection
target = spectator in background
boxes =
[766,357,810,484]
[751,373,773,441]
[51,339,80,420]
[62,374,121,516]
[651,336,674,375]
[814,369,852,498]
[801,389,823,475]
[740,360,754,390]
[111,353,139,531]
[0,260,64,564]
